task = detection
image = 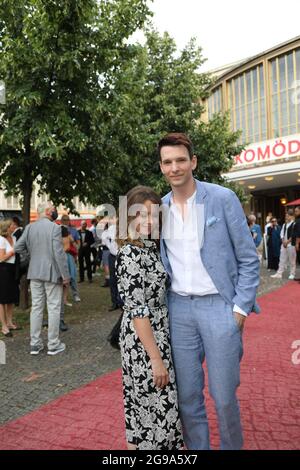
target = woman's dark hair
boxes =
[12,216,21,227]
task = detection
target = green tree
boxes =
[98,30,245,202]
[0,2,246,224]
[0,0,151,223]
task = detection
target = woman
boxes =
[0,219,20,337]
[248,214,263,262]
[116,186,183,451]
[61,225,75,307]
[267,217,282,271]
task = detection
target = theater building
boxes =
[204,36,300,225]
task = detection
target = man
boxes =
[42,217,76,331]
[78,220,94,283]
[89,218,101,274]
[248,214,262,247]
[271,209,296,280]
[248,214,263,262]
[15,202,69,355]
[102,217,123,311]
[158,133,260,450]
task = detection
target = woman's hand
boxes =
[6,250,14,259]
[132,317,169,389]
[151,357,169,389]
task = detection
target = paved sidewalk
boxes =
[0,279,299,450]
[0,265,290,425]
[0,281,122,425]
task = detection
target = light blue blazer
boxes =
[160,179,260,315]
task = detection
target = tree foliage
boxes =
[100,29,245,201]
[0,0,151,221]
[0,1,246,224]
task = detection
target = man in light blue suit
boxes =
[158,133,260,450]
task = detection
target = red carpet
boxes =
[0,282,299,450]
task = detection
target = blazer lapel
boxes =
[160,191,173,278]
[195,179,207,249]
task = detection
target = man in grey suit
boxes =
[15,202,70,355]
[159,133,260,450]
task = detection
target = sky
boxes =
[144,0,300,71]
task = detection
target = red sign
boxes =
[234,134,300,167]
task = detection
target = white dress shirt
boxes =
[163,191,247,316]
[102,224,118,256]
[280,221,294,244]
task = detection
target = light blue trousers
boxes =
[67,253,79,299]
[168,291,244,450]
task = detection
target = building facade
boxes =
[0,185,97,222]
[204,36,300,226]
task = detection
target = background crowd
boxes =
[246,206,300,278]
[0,206,121,350]
[0,203,299,348]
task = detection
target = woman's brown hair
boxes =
[0,219,13,238]
[116,186,162,248]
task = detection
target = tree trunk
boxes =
[21,178,32,227]
[19,274,30,312]
[20,177,33,310]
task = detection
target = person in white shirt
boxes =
[98,217,111,287]
[271,209,296,279]
[0,219,19,337]
[102,218,122,311]
[264,213,273,235]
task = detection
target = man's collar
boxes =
[170,189,196,205]
[163,178,207,206]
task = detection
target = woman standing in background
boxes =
[0,219,19,336]
[267,217,282,271]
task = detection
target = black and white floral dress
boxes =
[116,240,183,450]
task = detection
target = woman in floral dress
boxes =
[116,186,183,451]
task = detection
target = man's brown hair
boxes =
[157,132,194,160]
